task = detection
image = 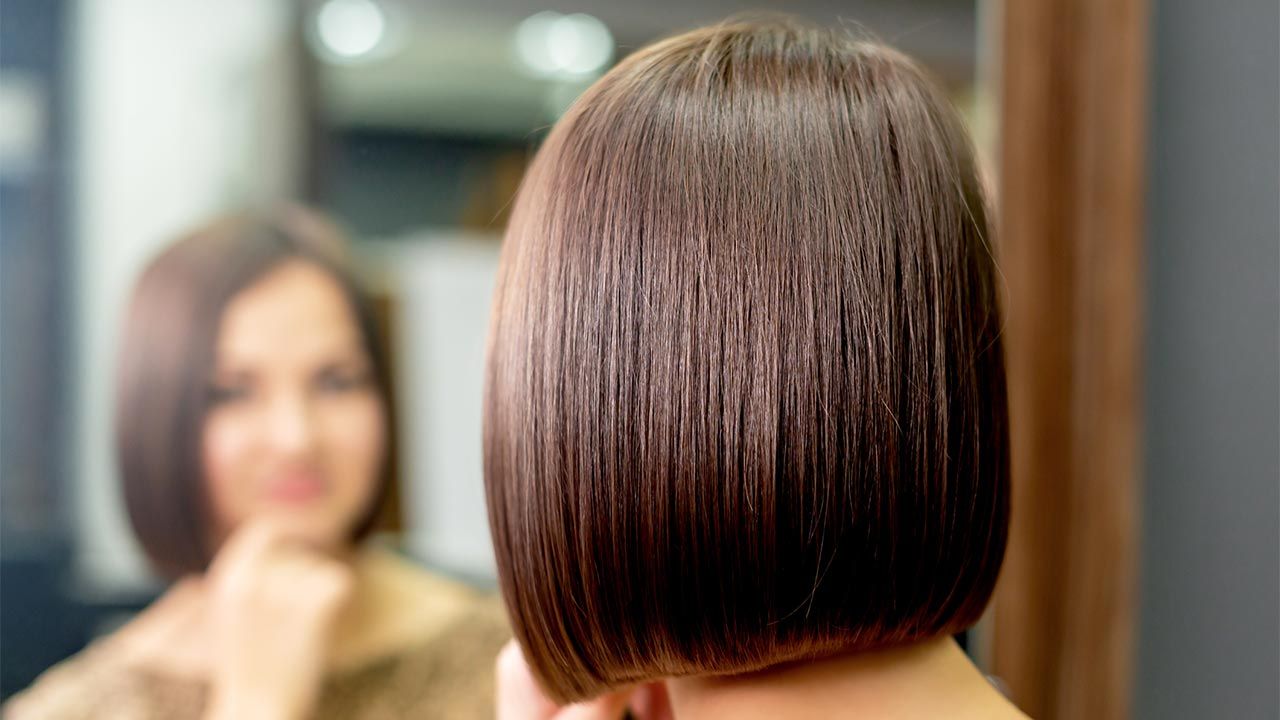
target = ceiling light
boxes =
[515,11,613,78]
[315,0,387,62]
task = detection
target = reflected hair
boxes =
[115,208,391,578]
[484,17,1009,701]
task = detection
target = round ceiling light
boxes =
[515,11,614,78]
[315,0,387,62]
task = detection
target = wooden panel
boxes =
[991,1,1149,718]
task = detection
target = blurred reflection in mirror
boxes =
[5,209,509,720]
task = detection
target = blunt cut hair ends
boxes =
[115,208,391,579]
[484,17,1009,702]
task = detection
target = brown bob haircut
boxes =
[115,208,392,579]
[484,16,1009,701]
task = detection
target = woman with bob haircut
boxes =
[9,208,507,719]
[485,16,1027,720]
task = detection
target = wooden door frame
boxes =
[989,1,1149,719]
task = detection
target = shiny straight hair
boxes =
[115,208,391,578]
[484,17,1009,702]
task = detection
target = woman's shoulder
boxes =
[361,547,506,626]
[320,550,511,719]
[324,597,511,720]
[393,575,511,661]
[375,550,511,667]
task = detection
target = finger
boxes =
[496,641,561,720]
[210,518,288,574]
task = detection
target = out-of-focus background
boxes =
[0,1,1275,718]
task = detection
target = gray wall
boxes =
[1137,0,1280,718]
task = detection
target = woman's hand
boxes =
[495,640,674,720]
[203,521,354,720]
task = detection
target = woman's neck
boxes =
[665,637,1027,720]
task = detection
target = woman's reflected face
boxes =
[202,259,386,549]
